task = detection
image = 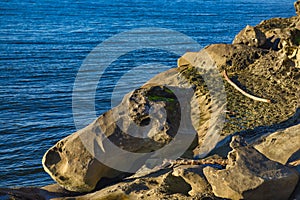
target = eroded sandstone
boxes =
[19,1,300,199]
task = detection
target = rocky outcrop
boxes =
[3,134,299,200]
[42,17,299,200]
[2,1,299,200]
[203,136,299,200]
[42,124,124,192]
[43,48,229,192]
[41,2,300,196]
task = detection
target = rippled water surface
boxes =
[0,0,295,187]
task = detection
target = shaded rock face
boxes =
[203,136,299,200]
[47,167,209,200]
[41,159,222,200]
[128,85,180,139]
[29,132,299,200]
[257,15,300,61]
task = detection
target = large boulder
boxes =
[43,84,197,192]
[42,121,123,192]
[203,136,299,200]
[43,49,230,192]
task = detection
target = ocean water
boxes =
[0,0,295,187]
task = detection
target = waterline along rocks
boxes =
[1,1,300,200]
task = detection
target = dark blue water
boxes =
[0,0,295,187]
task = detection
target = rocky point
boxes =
[1,1,300,200]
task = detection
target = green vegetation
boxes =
[147,95,175,102]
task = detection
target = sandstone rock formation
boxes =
[203,136,299,200]
[2,2,300,200]
[43,85,198,192]
[295,0,300,16]
[172,165,211,196]
[41,2,300,196]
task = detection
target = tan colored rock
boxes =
[203,136,299,200]
[43,14,300,193]
[295,0,300,15]
[233,25,266,47]
[43,84,197,192]
[257,16,300,50]
[51,188,132,200]
[295,46,300,68]
[254,123,300,165]
[179,43,299,153]
[172,165,212,196]
[42,127,123,192]
[198,44,265,70]
[45,48,227,191]
[159,171,192,195]
[51,167,194,200]
[44,45,300,193]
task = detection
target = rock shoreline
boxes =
[1,1,300,200]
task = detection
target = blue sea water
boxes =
[0,0,295,187]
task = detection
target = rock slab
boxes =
[254,123,300,165]
[203,136,299,200]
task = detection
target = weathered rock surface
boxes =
[43,85,198,192]
[42,122,124,192]
[254,123,300,165]
[295,0,300,16]
[26,1,300,199]
[43,49,229,192]
[44,18,300,194]
[233,25,266,47]
[203,136,299,200]
[32,166,218,200]
[172,165,212,196]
